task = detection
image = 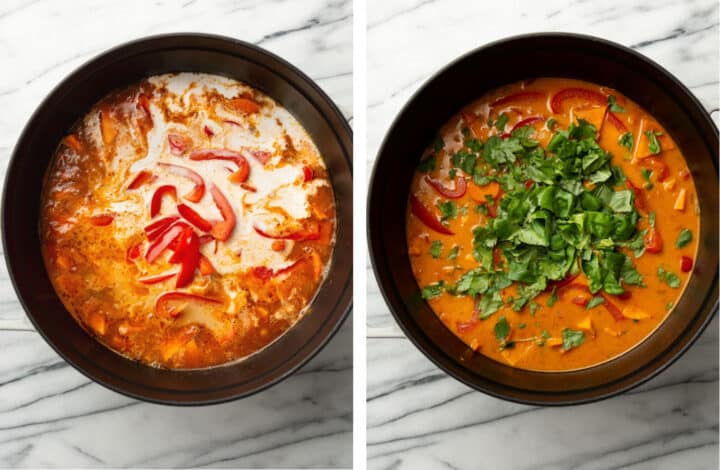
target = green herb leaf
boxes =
[430,240,442,259]
[562,328,585,351]
[608,95,625,113]
[494,316,511,347]
[437,200,457,221]
[495,113,509,131]
[657,266,681,288]
[547,287,558,307]
[648,211,656,228]
[586,296,605,309]
[619,132,633,150]
[418,155,436,173]
[676,228,692,248]
[421,281,445,299]
[433,134,444,152]
[546,118,557,130]
[447,246,459,260]
[644,130,662,155]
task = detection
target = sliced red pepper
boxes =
[409,194,454,235]
[137,94,152,124]
[678,169,690,180]
[157,163,205,202]
[169,226,194,263]
[558,283,624,321]
[127,170,155,190]
[223,119,243,127]
[491,91,545,108]
[89,214,114,226]
[177,203,212,232]
[551,88,607,113]
[606,111,628,133]
[424,175,467,199]
[175,230,200,288]
[486,189,503,218]
[249,150,271,165]
[240,182,257,192]
[680,256,693,273]
[571,296,590,307]
[198,254,215,275]
[638,157,669,182]
[126,242,142,263]
[155,291,221,318]
[145,216,180,241]
[145,223,186,262]
[545,271,581,292]
[203,125,214,137]
[456,318,479,333]
[209,185,236,241]
[138,271,178,284]
[644,227,663,254]
[492,247,503,270]
[303,165,314,182]
[254,222,321,241]
[524,180,534,190]
[168,133,192,155]
[189,149,250,183]
[617,290,632,300]
[150,185,177,218]
[510,115,545,133]
[625,179,646,211]
[273,258,305,277]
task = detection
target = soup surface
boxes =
[41,73,335,369]
[407,78,699,371]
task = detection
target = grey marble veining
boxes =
[367,0,719,468]
[0,0,352,468]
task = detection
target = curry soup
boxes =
[407,78,698,371]
[41,73,335,369]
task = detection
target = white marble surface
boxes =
[367,0,719,468]
[0,0,352,468]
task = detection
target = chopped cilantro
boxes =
[530,302,539,316]
[562,328,585,351]
[433,134,444,152]
[547,288,558,307]
[418,155,436,173]
[518,322,526,329]
[421,281,445,299]
[437,200,457,221]
[447,246,460,260]
[608,95,625,113]
[644,130,662,155]
[676,228,692,248]
[586,296,605,309]
[658,266,681,288]
[430,240,442,259]
[640,168,653,189]
[619,132,633,150]
[494,316,513,349]
[648,211,656,228]
[495,113,509,131]
[665,301,674,311]
[546,118,557,130]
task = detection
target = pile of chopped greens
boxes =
[421,119,646,319]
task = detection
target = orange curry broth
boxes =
[41,76,335,369]
[407,78,699,371]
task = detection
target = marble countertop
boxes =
[0,0,352,468]
[367,0,718,469]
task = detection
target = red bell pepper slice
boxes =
[209,185,236,241]
[638,157,669,182]
[168,133,192,155]
[424,175,467,199]
[550,88,607,113]
[177,203,212,232]
[138,270,178,284]
[253,222,321,241]
[303,165,314,182]
[606,111,628,133]
[510,115,545,133]
[252,266,274,280]
[155,291,221,318]
[456,296,482,332]
[240,182,257,192]
[249,150,271,165]
[223,119,243,127]
[491,91,545,108]
[89,213,114,226]
[127,170,155,189]
[558,283,624,321]
[144,216,180,241]
[409,195,454,235]
[137,94,152,124]
[617,290,632,300]
[150,185,177,218]
[228,97,260,114]
[571,296,590,307]
[175,230,200,288]
[169,226,194,263]
[680,256,693,273]
[126,242,142,263]
[203,125,214,137]
[644,227,663,253]
[145,223,186,262]
[189,149,250,183]
[625,179,646,212]
[158,163,205,202]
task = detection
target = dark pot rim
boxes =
[368,32,718,406]
[3,33,353,406]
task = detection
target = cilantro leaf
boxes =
[619,132,633,150]
[430,240,442,258]
[608,95,625,113]
[676,228,692,248]
[644,130,662,155]
[495,113,509,131]
[586,296,605,309]
[421,281,445,299]
[562,328,585,351]
[418,155,436,173]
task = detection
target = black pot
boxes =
[368,33,718,405]
[3,34,352,405]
